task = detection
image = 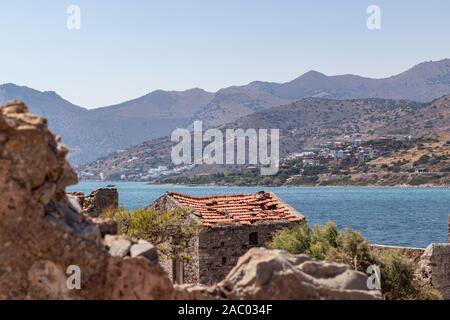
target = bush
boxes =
[409,176,432,186]
[378,251,442,300]
[414,155,430,165]
[267,221,442,300]
[268,221,376,269]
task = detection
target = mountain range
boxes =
[1,59,450,165]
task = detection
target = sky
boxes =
[0,0,449,108]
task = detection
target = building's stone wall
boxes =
[448,215,450,243]
[159,249,174,283]
[419,244,450,300]
[196,221,294,285]
[183,236,200,284]
[159,235,200,285]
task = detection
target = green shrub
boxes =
[378,251,442,300]
[268,221,375,268]
[267,221,442,300]
[267,222,311,254]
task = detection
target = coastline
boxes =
[78,180,450,189]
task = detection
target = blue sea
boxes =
[68,182,450,248]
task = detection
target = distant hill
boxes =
[78,94,450,181]
[195,59,450,127]
[0,85,214,164]
[2,59,450,165]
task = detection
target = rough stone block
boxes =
[130,240,159,265]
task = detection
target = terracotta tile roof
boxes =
[167,191,305,226]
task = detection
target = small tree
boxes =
[103,207,201,261]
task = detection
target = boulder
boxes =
[104,235,132,257]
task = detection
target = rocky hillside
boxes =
[2,59,450,165]
[78,94,450,181]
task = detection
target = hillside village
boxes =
[78,133,450,186]
[143,134,450,187]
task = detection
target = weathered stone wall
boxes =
[197,221,293,285]
[147,193,180,211]
[183,235,200,284]
[158,236,200,285]
[419,244,450,300]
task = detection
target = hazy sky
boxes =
[0,0,449,108]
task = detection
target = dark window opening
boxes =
[249,232,259,246]
[222,257,227,265]
[221,242,225,247]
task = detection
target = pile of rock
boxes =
[104,235,159,265]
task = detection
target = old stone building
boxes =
[149,190,305,285]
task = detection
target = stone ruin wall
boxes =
[420,244,450,299]
[69,188,118,217]
[196,221,294,285]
